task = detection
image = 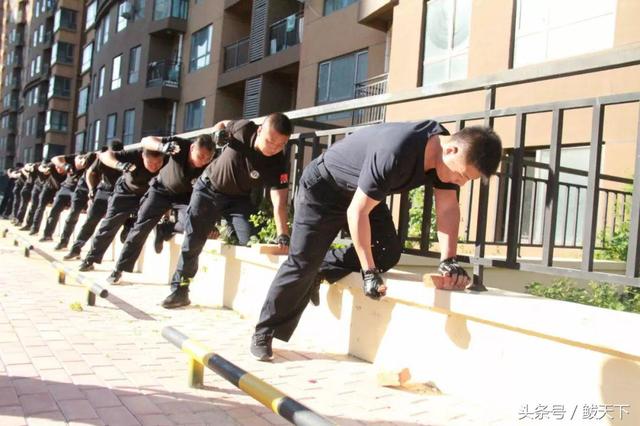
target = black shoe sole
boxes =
[78,264,94,272]
[161,300,191,309]
[250,350,274,362]
[63,253,81,261]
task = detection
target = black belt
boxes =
[316,155,353,194]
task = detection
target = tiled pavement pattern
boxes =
[0,232,515,425]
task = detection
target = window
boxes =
[97,14,111,51]
[75,132,85,153]
[81,43,93,73]
[48,76,71,98]
[154,0,188,20]
[324,0,358,15]
[128,45,141,84]
[34,0,40,18]
[34,86,40,105]
[111,55,122,90]
[189,25,212,72]
[134,0,145,21]
[45,110,68,132]
[32,27,39,47]
[117,1,128,32]
[123,109,135,145]
[422,0,470,86]
[316,50,368,120]
[53,8,77,32]
[77,87,89,116]
[98,66,106,97]
[93,120,101,149]
[513,0,616,67]
[35,56,41,75]
[86,2,97,29]
[184,98,205,131]
[106,114,117,142]
[39,24,46,44]
[52,41,74,64]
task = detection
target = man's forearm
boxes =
[141,136,164,152]
[98,151,120,169]
[436,207,460,260]
[274,205,288,236]
[347,210,376,271]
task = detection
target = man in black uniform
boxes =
[1,166,19,219]
[63,140,123,260]
[15,163,38,226]
[40,154,92,242]
[19,163,49,231]
[106,134,215,285]
[250,121,503,361]
[78,147,166,272]
[9,164,26,224]
[29,161,67,235]
[161,113,292,309]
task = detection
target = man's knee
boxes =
[373,237,402,272]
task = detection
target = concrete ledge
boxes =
[183,245,640,419]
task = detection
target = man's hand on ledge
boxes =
[436,257,470,290]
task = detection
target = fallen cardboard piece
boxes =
[377,367,411,387]
[377,368,442,394]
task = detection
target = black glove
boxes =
[88,189,96,200]
[211,129,231,147]
[63,163,73,173]
[362,268,386,300]
[276,234,290,247]
[160,141,179,155]
[438,257,469,282]
[115,161,135,173]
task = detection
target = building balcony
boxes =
[352,73,388,125]
[223,37,249,72]
[268,12,302,56]
[358,0,398,30]
[149,0,188,34]
[144,59,181,101]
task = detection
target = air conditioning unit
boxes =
[120,1,134,20]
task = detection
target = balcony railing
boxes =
[268,12,302,55]
[223,37,249,72]
[153,0,188,20]
[352,73,388,125]
[146,59,180,88]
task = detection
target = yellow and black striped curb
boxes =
[162,326,336,426]
[3,227,108,305]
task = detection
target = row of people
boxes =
[1,113,502,362]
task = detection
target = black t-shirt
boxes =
[90,157,122,192]
[44,158,72,190]
[322,120,458,201]
[62,153,96,190]
[34,167,48,185]
[114,149,163,195]
[204,120,289,196]
[157,138,208,195]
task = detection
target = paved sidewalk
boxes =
[0,227,515,425]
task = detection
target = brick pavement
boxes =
[0,228,516,425]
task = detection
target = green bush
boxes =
[595,184,632,261]
[526,278,640,313]
[248,197,293,245]
[406,186,437,249]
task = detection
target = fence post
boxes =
[581,103,605,272]
[506,113,526,265]
[542,109,564,266]
[626,102,640,279]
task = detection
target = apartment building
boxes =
[0,0,84,166]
